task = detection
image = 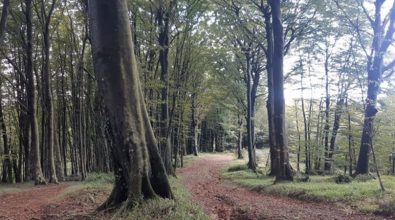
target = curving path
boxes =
[178,154,387,220]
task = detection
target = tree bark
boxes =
[157,0,176,175]
[89,0,173,210]
[25,0,46,185]
[270,0,293,181]
[38,0,58,184]
[355,0,395,175]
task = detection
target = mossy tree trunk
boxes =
[88,0,173,209]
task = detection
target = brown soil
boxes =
[178,154,389,220]
[0,154,391,220]
[0,183,110,220]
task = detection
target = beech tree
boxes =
[333,0,395,175]
[270,0,293,181]
[88,0,173,209]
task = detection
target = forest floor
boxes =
[178,154,389,220]
[0,154,391,220]
[0,181,110,220]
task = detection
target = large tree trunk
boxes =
[264,7,277,176]
[25,0,46,185]
[355,0,395,175]
[270,0,293,181]
[157,0,175,175]
[89,0,173,210]
[37,0,58,184]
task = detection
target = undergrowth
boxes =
[125,176,209,220]
[223,160,395,215]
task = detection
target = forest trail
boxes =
[178,154,386,220]
[0,184,68,220]
[0,183,108,220]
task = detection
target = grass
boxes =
[222,159,395,215]
[0,182,33,194]
[123,155,209,220]
[84,160,208,219]
[125,176,209,220]
[0,162,208,220]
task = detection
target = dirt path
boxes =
[178,154,387,220]
[0,184,68,220]
[0,183,109,220]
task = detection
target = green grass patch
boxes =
[85,172,115,186]
[0,183,33,194]
[223,160,395,215]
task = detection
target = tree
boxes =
[88,0,173,210]
[25,0,46,185]
[157,0,177,175]
[270,0,293,181]
[35,0,58,184]
[342,0,395,175]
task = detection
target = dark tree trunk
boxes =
[246,51,256,171]
[0,84,12,183]
[270,0,293,181]
[323,48,331,173]
[157,0,176,175]
[38,0,58,184]
[25,0,46,185]
[237,114,243,159]
[355,0,395,175]
[325,96,346,172]
[0,0,11,183]
[295,101,301,172]
[263,7,277,176]
[89,0,173,210]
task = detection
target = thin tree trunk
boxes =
[295,101,301,172]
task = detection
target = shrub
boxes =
[335,174,352,184]
[227,164,249,172]
[294,172,310,182]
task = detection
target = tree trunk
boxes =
[246,52,256,171]
[355,0,395,175]
[237,114,243,159]
[157,0,175,175]
[0,84,12,183]
[295,101,301,172]
[191,93,198,156]
[270,0,293,181]
[325,96,346,172]
[39,0,58,184]
[89,0,173,210]
[264,7,277,176]
[25,0,46,185]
